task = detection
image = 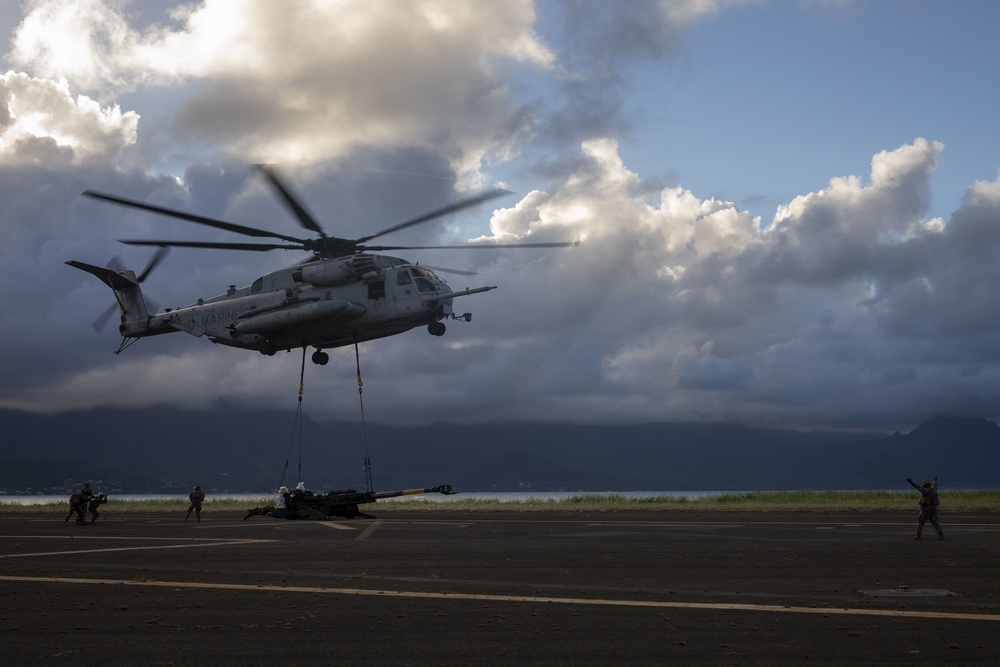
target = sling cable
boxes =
[277,347,308,494]
[245,344,454,521]
[355,341,375,494]
[278,343,375,495]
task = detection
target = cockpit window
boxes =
[397,270,412,286]
[415,277,436,293]
[412,266,440,280]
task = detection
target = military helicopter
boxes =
[67,165,575,364]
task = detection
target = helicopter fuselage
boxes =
[81,253,494,359]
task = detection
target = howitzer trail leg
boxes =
[243,506,274,520]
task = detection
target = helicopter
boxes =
[67,165,576,364]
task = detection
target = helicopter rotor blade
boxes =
[117,239,304,252]
[136,246,170,283]
[92,303,118,332]
[105,254,124,272]
[82,190,307,243]
[416,264,478,276]
[255,164,328,238]
[356,189,511,245]
[84,177,574,260]
[360,240,580,251]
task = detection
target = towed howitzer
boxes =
[244,485,456,520]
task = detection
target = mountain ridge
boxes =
[1,408,997,494]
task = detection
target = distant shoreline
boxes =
[4,490,999,514]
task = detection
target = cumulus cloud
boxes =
[445,137,1000,428]
[0,71,138,164]
[9,0,138,92]
[9,0,554,183]
[758,138,943,286]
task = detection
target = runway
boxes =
[2,510,999,665]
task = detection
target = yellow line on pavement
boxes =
[0,539,274,559]
[315,521,356,530]
[2,574,998,623]
[355,519,383,540]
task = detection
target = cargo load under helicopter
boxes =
[244,485,456,520]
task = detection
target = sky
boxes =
[3,0,1000,432]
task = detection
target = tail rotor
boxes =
[87,247,169,332]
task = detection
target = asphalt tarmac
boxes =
[2,508,999,666]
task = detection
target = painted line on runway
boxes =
[0,534,264,541]
[582,520,1000,528]
[585,522,745,528]
[355,519,383,540]
[316,521,356,531]
[2,574,998,623]
[0,539,274,559]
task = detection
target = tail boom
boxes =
[66,260,165,337]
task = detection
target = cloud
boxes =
[755,138,942,287]
[0,71,138,164]
[864,173,1000,339]
[8,0,137,92]
[658,0,753,29]
[455,136,1000,428]
[9,0,554,183]
[8,126,1000,431]
[3,2,1000,432]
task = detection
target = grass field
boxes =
[3,490,999,514]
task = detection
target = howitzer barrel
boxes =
[370,485,455,500]
[244,484,455,520]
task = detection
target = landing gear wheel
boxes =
[428,321,446,337]
[311,350,329,365]
[260,340,277,356]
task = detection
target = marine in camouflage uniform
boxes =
[87,493,108,524]
[65,483,94,526]
[185,486,205,522]
[906,476,943,540]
